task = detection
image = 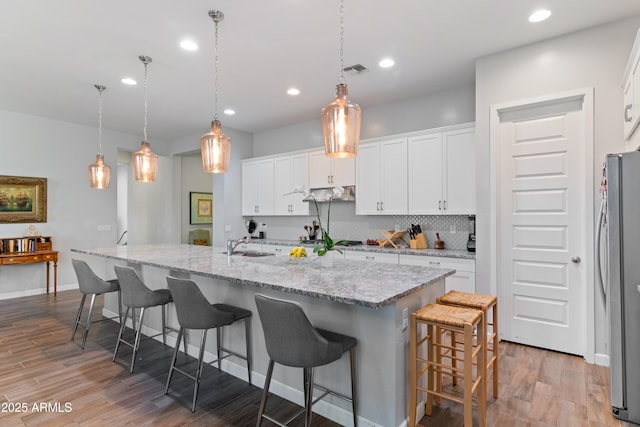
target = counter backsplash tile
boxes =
[245,204,472,250]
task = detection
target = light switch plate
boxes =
[402,307,409,331]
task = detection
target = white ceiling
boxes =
[1,1,639,141]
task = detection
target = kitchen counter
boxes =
[71,244,452,427]
[251,238,475,259]
[71,244,453,309]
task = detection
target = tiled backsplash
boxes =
[244,203,474,250]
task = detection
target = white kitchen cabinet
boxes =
[399,254,475,293]
[309,149,355,188]
[344,250,399,264]
[274,153,309,216]
[355,138,408,215]
[242,158,274,216]
[623,28,640,149]
[408,127,475,215]
[260,243,288,255]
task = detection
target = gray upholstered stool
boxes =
[112,265,181,374]
[255,294,357,427]
[164,277,252,412]
[71,259,122,349]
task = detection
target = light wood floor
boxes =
[0,290,635,427]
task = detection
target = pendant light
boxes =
[132,55,158,182]
[201,10,231,173]
[321,0,361,158]
[88,84,112,189]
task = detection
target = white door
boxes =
[498,95,587,355]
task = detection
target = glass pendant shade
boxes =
[132,141,158,182]
[88,154,112,189]
[321,83,361,158]
[201,119,231,173]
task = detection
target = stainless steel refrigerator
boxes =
[606,151,640,424]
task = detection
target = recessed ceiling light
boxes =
[179,39,198,51]
[287,88,300,96]
[529,9,551,23]
[121,77,137,85]
[379,58,395,68]
[223,109,235,115]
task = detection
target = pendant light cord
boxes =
[214,14,220,121]
[143,60,149,142]
[339,0,345,85]
[96,85,104,155]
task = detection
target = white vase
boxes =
[320,250,335,268]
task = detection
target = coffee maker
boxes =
[467,215,476,252]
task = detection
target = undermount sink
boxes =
[222,251,275,257]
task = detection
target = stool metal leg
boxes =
[350,348,358,427]
[216,327,222,371]
[81,293,98,349]
[245,317,252,385]
[256,359,275,427]
[71,294,88,342]
[161,304,167,345]
[113,306,130,362]
[304,367,314,427]
[130,307,146,373]
[192,329,208,412]
[165,326,184,395]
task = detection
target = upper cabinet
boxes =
[356,138,408,215]
[242,158,274,216]
[623,28,640,150]
[408,127,476,215]
[274,153,309,216]
[309,150,355,188]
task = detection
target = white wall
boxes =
[475,16,640,359]
[253,83,475,156]
[0,110,170,296]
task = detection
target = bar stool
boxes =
[254,294,357,427]
[112,265,180,373]
[71,259,122,349]
[164,277,252,412]
[436,290,499,399]
[409,303,486,427]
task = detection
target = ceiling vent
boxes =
[342,64,368,75]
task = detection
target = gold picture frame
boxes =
[189,192,212,225]
[0,175,48,223]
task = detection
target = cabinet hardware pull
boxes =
[438,200,442,211]
[429,261,440,265]
[443,200,447,211]
[365,256,375,260]
[376,202,380,211]
[380,201,384,211]
[625,104,633,122]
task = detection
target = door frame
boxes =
[489,88,595,362]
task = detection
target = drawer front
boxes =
[399,254,475,272]
[42,253,57,261]
[2,255,42,264]
[345,251,399,264]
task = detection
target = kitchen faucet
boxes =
[226,237,248,256]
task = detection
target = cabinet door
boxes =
[380,138,407,214]
[331,157,356,187]
[443,128,475,214]
[273,157,292,215]
[289,153,309,215]
[355,143,381,215]
[632,59,640,141]
[408,134,442,214]
[624,74,635,141]
[242,162,260,216]
[309,150,332,188]
[256,159,275,215]
[398,254,476,293]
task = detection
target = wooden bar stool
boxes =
[409,303,486,427]
[437,290,498,400]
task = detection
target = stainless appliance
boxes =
[467,215,476,253]
[606,152,640,424]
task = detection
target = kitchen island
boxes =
[71,244,454,427]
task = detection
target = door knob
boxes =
[571,256,581,263]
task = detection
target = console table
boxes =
[0,236,59,295]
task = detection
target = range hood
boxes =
[302,186,356,203]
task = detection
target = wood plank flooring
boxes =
[0,290,635,427]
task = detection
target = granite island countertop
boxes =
[71,244,454,309]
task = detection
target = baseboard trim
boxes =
[0,284,78,301]
[595,352,610,367]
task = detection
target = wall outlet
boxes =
[450,224,456,234]
[261,223,267,229]
[402,307,409,331]
[97,224,111,232]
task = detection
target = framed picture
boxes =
[190,192,213,225]
[0,175,47,223]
